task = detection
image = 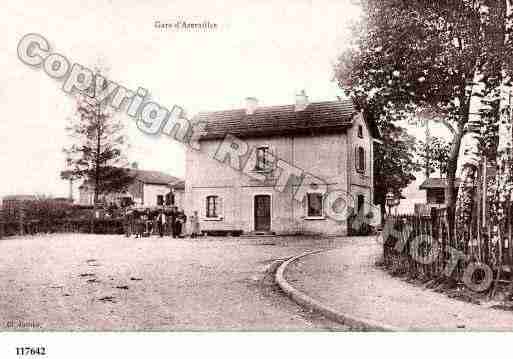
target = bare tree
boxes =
[62,70,133,231]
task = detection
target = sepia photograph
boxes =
[3,0,513,357]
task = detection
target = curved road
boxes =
[0,234,349,330]
[285,238,513,330]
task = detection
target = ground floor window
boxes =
[165,192,175,206]
[307,193,324,217]
[157,195,164,206]
[206,195,220,218]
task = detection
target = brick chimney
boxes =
[245,97,258,115]
[295,90,309,111]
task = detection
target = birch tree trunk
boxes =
[490,0,513,267]
[454,2,488,247]
[455,70,485,248]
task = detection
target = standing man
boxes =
[175,210,183,238]
[158,208,166,237]
[170,206,177,238]
[134,209,144,238]
[124,207,133,237]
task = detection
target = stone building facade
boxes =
[185,94,380,235]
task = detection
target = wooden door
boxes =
[254,195,271,231]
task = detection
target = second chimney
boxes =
[295,90,309,111]
[245,97,258,115]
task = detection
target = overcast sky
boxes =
[1,0,450,207]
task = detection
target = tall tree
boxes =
[417,137,451,178]
[489,0,513,267]
[335,0,513,233]
[374,122,421,217]
[453,0,513,254]
[62,73,133,217]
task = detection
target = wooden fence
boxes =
[382,208,513,292]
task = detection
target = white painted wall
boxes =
[143,184,171,206]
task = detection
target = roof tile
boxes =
[197,100,361,140]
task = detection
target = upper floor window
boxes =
[206,195,220,218]
[356,146,365,173]
[358,125,364,138]
[255,146,271,172]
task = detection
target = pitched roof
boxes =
[2,195,38,201]
[196,99,380,140]
[419,178,464,190]
[79,168,183,187]
[170,179,185,190]
[419,166,497,190]
[127,169,182,185]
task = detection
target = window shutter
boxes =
[248,148,256,170]
[362,147,367,172]
[218,197,224,218]
[354,147,358,171]
[269,145,277,174]
[204,197,208,218]
[255,147,262,170]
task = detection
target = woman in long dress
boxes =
[191,211,200,238]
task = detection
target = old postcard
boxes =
[2,0,513,357]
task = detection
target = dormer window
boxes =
[358,125,363,138]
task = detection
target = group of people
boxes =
[123,207,201,238]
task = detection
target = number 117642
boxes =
[16,347,46,356]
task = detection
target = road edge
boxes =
[275,249,402,331]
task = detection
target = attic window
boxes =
[358,125,363,138]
